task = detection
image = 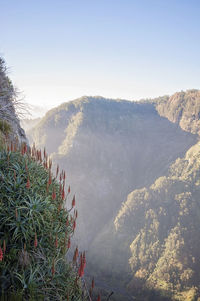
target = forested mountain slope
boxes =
[27,91,200,300]
[154,89,200,135]
[114,141,200,300]
[28,97,195,247]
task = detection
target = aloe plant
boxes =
[0,140,87,300]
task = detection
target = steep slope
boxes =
[0,57,86,300]
[106,90,200,300]
[113,141,200,300]
[154,89,200,135]
[0,57,26,143]
[28,91,200,300]
[28,96,196,250]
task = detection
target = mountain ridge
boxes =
[27,91,200,300]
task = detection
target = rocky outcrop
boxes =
[0,57,27,142]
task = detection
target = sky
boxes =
[1,0,200,117]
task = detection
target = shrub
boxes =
[0,119,11,135]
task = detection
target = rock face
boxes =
[0,58,27,143]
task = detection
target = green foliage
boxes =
[0,144,84,300]
[0,132,5,151]
[0,120,11,135]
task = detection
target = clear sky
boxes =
[1,0,200,115]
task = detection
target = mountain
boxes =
[113,141,200,300]
[27,91,200,300]
[20,117,41,132]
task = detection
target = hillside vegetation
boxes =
[28,96,195,250]
[0,58,88,300]
[154,89,200,135]
[0,142,84,300]
[114,141,200,300]
[26,91,200,300]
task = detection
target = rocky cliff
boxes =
[0,57,26,143]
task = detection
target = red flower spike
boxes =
[3,240,6,254]
[63,171,66,180]
[73,220,76,231]
[75,210,78,219]
[97,294,101,301]
[66,217,69,227]
[11,141,13,152]
[52,188,56,200]
[83,251,86,269]
[73,250,77,264]
[78,264,83,277]
[72,195,75,208]
[92,278,95,289]
[75,247,78,259]
[55,235,58,248]
[78,255,84,277]
[52,259,55,276]
[36,150,39,161]
[56,165,59,178]
[80,252,83,263]
[39,150,42,162]
[48,172,52,185]
[68,185,71,194]
[0,247,3,262]
[34,233,38,248]
[62,186,65,200]
[26,177,30,189]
